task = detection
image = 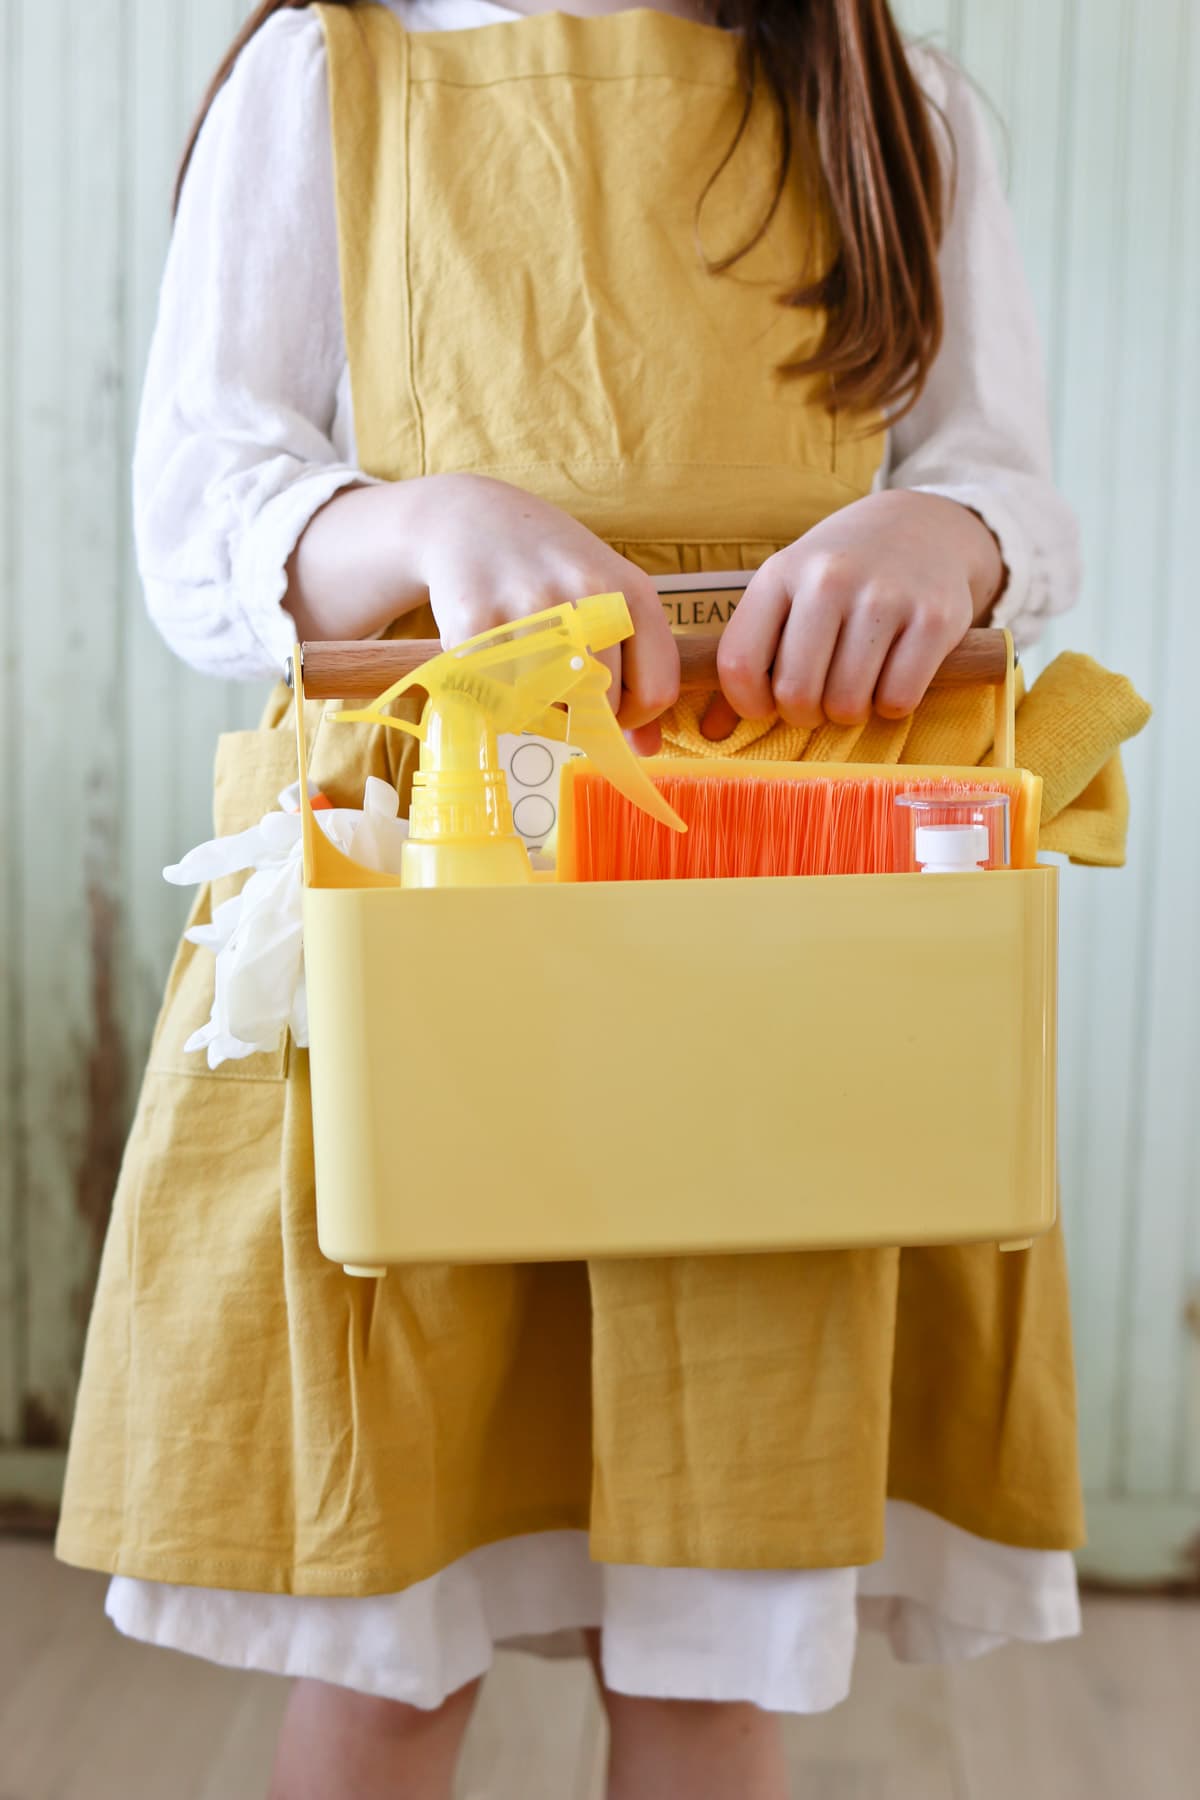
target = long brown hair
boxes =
[178,0,949,418]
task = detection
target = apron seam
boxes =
[402,27,428,476]
[445,458,871,494]
[410,72,741,91]
[611,538,784,551]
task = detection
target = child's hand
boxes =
[289,473,679,746]
[413,475,680,742]
[702,490,1005,740]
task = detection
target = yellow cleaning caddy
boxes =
[291,598,1056,1274]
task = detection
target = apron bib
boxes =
[58,4,1089,1595]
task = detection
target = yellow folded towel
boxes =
[660,653,1151,867]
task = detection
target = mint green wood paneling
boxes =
[0,0,259,1459]
[24,0,128,1467]
[1038,0,1153,1513]
[1122,5,1200,1517]
[10,0,103,1449]
[897,0,1200,1581]
[1105,0,1196,1506]
[0,0,19,1447]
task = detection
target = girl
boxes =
[58,1,1122,1796]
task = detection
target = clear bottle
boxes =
[894,791,1011,873]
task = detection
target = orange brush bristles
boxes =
[566,773,1016,881]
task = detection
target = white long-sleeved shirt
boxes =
[133,0,1080,681]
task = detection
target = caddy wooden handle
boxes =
[294,627,1009,702]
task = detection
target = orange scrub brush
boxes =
[557,769,1020,881]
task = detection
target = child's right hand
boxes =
[288,473,680,746]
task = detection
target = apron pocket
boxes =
[213,724,304,839]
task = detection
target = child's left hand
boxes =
[701,490,1005,740]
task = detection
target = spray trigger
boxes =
[562,660,684,832]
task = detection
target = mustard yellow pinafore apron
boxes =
[58,4,1149,1596]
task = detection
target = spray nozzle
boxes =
[334,594,686,839]
[571,591,631,654]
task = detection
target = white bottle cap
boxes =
[915,823,991,871]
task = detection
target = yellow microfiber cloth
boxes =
[660,653,1151,867]
[1012,653,1150,865]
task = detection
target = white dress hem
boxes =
[106,1501,1080,1717]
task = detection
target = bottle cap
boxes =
[915,824,991,871]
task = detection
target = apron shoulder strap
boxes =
[317,3,419,476]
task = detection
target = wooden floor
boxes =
[1,1542,1197,1799]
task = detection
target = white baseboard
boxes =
[1078,1496,1200,1589]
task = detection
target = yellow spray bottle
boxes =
[336,592,685,888]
